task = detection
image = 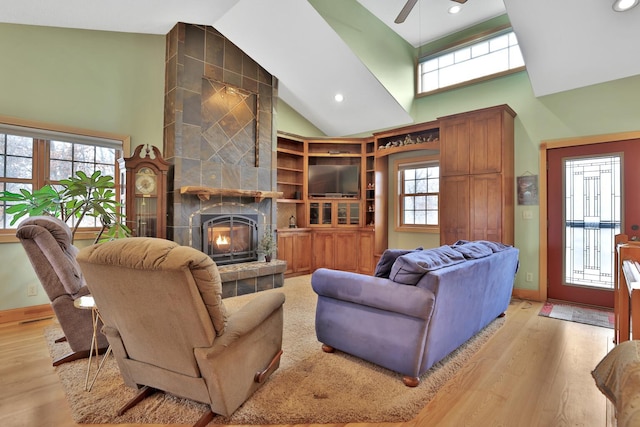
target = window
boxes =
[0,118,128,239]
[396,156,439,232]
[417,28,525,95]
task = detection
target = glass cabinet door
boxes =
[322,202,332,224]
[337,203,348,225]
[310,201,361,227]
[310,202,333,226]
[349,203,359,225]
[309,202,320,225]
[337,202,360,226]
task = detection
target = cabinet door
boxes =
[358,230,375,274]
[440,118,470,176]
[337,201,361,226]
[293,232,312,274]
[469,111,503,175]
[312,232,335,270]
[277,233,295,275]
[440,176,470,245]
[309,202,333,226]
[470,174,503,242]
[334,232,358,272]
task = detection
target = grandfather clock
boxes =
[119,144,169,238]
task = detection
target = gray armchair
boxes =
[16,216,109,366]
[76,237,285,423]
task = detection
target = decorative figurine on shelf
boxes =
[289,215,297,228]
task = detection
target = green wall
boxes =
[0,23,165,311]
[275,99,325,137]
[0,23,165,148]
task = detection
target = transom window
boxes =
[418,28,525,95]
[0,119,126,237]
[396,156,439,232]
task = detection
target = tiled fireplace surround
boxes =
[163,23,284,297]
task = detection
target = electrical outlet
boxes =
[27,283,38,296]
[525,272,533,282]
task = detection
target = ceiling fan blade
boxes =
[451,0,468,3]
[395,0,419,24]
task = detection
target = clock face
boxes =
[135,168,157,195]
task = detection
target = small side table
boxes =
[74,295,111,391]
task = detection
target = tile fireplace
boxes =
[162,23,284,297]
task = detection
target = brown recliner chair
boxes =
[76,237,285,424]
[16,216,109,366]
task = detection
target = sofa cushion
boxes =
[374,247,423,278]
[389,246,466,285]
[454,239,511,253]
[450,241,493,259]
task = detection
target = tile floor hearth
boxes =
[218,259,286,298]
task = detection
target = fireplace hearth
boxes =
[202,214,258,265]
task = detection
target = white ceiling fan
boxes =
[394,0,468,23]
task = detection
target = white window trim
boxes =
[394,154,440,233]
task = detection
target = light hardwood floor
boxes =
[0,298,616,427]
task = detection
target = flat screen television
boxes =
[308,164,360,197]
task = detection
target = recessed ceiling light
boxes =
[613,0,639,11]
[448,5,462,14]
[334,93,344,102]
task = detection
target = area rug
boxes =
[44,275,505,425]
[538,301,614,329]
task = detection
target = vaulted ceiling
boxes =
[2,0,639,136]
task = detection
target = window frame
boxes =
[0,115,130,243]
[416,25,525,97]
[394,155,440,233]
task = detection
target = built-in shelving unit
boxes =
[276,134,373,275]
[365,140,375,227]
[305,138,367,228]
[276,104,515,275]
[276,135,306,225]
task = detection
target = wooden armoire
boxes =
[439,104,516,245]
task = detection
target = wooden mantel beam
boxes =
[180,186,283,202]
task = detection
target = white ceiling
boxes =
[1,0,639,136]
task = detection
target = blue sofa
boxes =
[311,240,519,386]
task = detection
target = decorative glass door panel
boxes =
[337,201,360,226]
[563,155,621,290]
[309,202,332,226]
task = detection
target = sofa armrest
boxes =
[203,292,285,358]
[311,268,435,320]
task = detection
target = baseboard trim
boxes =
[512,288,542,302]
[0,304,54,324]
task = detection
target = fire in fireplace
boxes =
[202,214,258,265]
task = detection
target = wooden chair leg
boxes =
[53,350,90,366]
[255,349,283,383]
[117,386,157,416]
[193,410,215,427]
[52,346,108,366]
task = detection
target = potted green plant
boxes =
[259,225,277,262]
[0,170,130,243]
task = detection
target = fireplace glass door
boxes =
[202,214,258,265]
